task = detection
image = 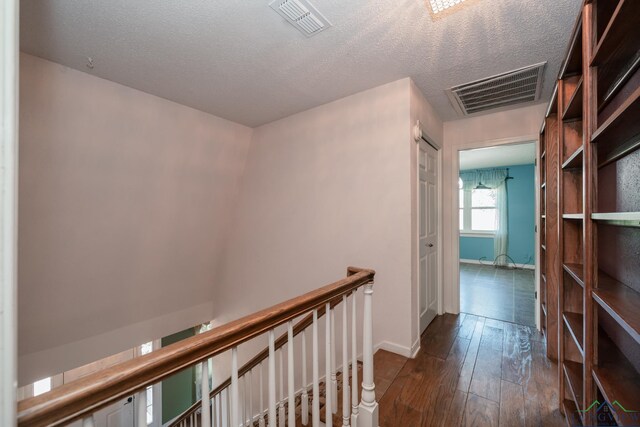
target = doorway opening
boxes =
[457,142,537,326]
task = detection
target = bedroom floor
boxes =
[460,262,536,327]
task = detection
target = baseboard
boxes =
[410,338,421,358]
[460,259,535,270]
[374,341,413,358]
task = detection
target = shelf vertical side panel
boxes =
[583,2,597,423]
[546,103,561,365]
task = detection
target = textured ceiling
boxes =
[20,0,582,127]
[460,142,536,170]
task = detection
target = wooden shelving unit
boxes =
[538,76,557,356]
[540,1,640,424]
[594,271,640,344]
[563,263,584,288]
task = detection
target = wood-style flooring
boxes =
[374,314,564,427]
[460,263,536,327]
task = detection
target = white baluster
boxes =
[219,393,224,427]
[201,360,211,427]
[326,303,333,427]
[214,394,219,427]
[278,349,285,427]
[312,309,320,427]
[358,284,377,427]
[259,362,266,427]
[301,329,309,426]
[212,395,216,427]
[232,348,239,427]
[137,388,147,427]
[227,388,231,427]
[249,371,253,427]
[242,375,247,427]
[351,292,358,427]
[269,330,277,427]
[82,415,95,427]
[342,295,351,427]
[286,322,295,427]
[331,307,338,414]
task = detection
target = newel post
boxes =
[358,283,378,427]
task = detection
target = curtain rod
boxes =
[460,167,515,180]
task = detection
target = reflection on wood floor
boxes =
[375,313,564,427]
[460,263,536,327]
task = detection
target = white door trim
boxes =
[451,135,541,331]
[0,0,19,424]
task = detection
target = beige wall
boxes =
[18,54,252,384]
[215,78,443,358]
[441,103,546,314]
[18,52,544,388]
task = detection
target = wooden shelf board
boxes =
[541,302,547,316]
[560,18,583,79]
[593,332,640,426]
[541,150,546,159]
[541,215,546,219]
[592,212,640,228]
[594,271,640,345]
[591,0,640,66]
[563,213,584,220]
[541,182,546,189]
[562,399,583,427]
[541,273,546,283]
[563,263,584,288]
[562,76,584,121]
[541,244,546,251]
[591,85,640,148]
[563,312,584,357]
[598,135,640,169]
[562,145,584,170]
[563,360,584,419]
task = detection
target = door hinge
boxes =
[535,225,537,232]
[535,158,537,166]
[535,291,538,299]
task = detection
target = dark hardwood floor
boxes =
[375,313,564,427]
[460,263,536,326]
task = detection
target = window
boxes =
[459,177,497,234]
[33,377,51,397]
[140,342,154,425]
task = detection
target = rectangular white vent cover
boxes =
[269,0,332,37]
[447,62,546,115]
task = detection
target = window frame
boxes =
[459,179,497,237]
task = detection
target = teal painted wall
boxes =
[459,164,535,265]
[161,327,197,424]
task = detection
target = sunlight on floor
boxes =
[460,262,535,326]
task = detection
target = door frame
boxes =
[1,0,19,424]
[414,121,443,347]
[451,135,542,331]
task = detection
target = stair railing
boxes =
[17,267,378,427]
[169,296,342,427]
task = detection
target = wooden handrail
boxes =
[17,267,375,427]
[170,293,345,426]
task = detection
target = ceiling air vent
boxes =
[269,0,332,37]
[447,62,546,116]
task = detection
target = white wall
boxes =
[215,78,442,359]
[441,103,546,314]
[18,54,252,384]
